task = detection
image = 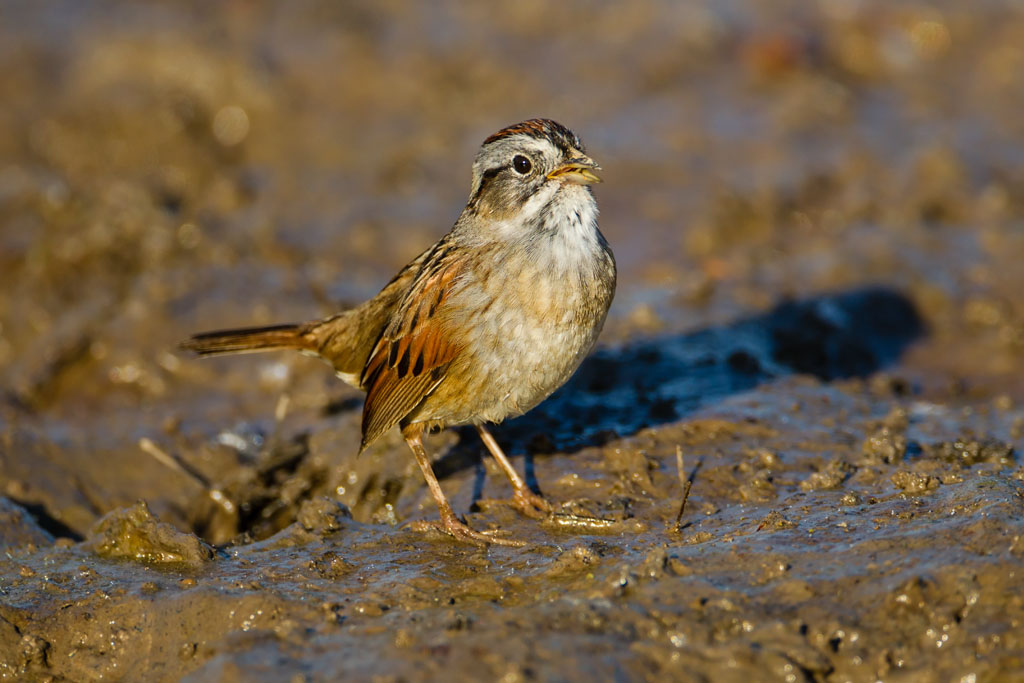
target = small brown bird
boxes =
[182,119,616,544]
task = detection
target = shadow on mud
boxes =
[438,286,924,476]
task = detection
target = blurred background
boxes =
[2,0,1023,538]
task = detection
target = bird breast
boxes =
[425,189,615,426]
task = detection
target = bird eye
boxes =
[512,155,532,174]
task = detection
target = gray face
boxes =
[465,120,596,221]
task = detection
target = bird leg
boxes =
[474,424,552,519]
[403,424,522,546]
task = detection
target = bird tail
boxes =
[179,323,316,357]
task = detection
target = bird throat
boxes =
[530,184,604,273]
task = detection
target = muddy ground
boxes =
[2,1,1024,680]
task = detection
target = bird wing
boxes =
[359,242,465,449]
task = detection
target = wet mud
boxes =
[3,1,1024,681]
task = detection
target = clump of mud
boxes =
[83,501,214,566]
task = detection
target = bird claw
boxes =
[407,518,525,547]
[476,488,553,520]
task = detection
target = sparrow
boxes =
[182,119,616,545]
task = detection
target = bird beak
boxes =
[547,156,602,185]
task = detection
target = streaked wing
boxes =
[359,242,465,449]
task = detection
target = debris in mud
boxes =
[800,459,852,491]
[891,470,940,494]
[923,438,1015,468]
[543,544,600,579]
[860,406,909,464]
[308,549,356,580]
[757,510,798,531]
[0,632,51,680]
[861,427,908,464]
[83,500,214,566]
[840,491,863,506]
[296,496,353,535]
[671,446,699,530]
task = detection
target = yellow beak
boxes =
[546,157,602,185]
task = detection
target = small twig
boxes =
[139,437,209,488]
[673,446,701,531]
[139,438,240,518]
[274,394,291,423]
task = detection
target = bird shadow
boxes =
[434,285,924,481]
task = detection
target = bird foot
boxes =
[407,517,525,547]
[476,488,553,520]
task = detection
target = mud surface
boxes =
[3,1,1024,681]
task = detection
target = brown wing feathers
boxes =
[359,255,463,450]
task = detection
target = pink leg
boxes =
[404,424,522,546]
[475,424,552,519]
